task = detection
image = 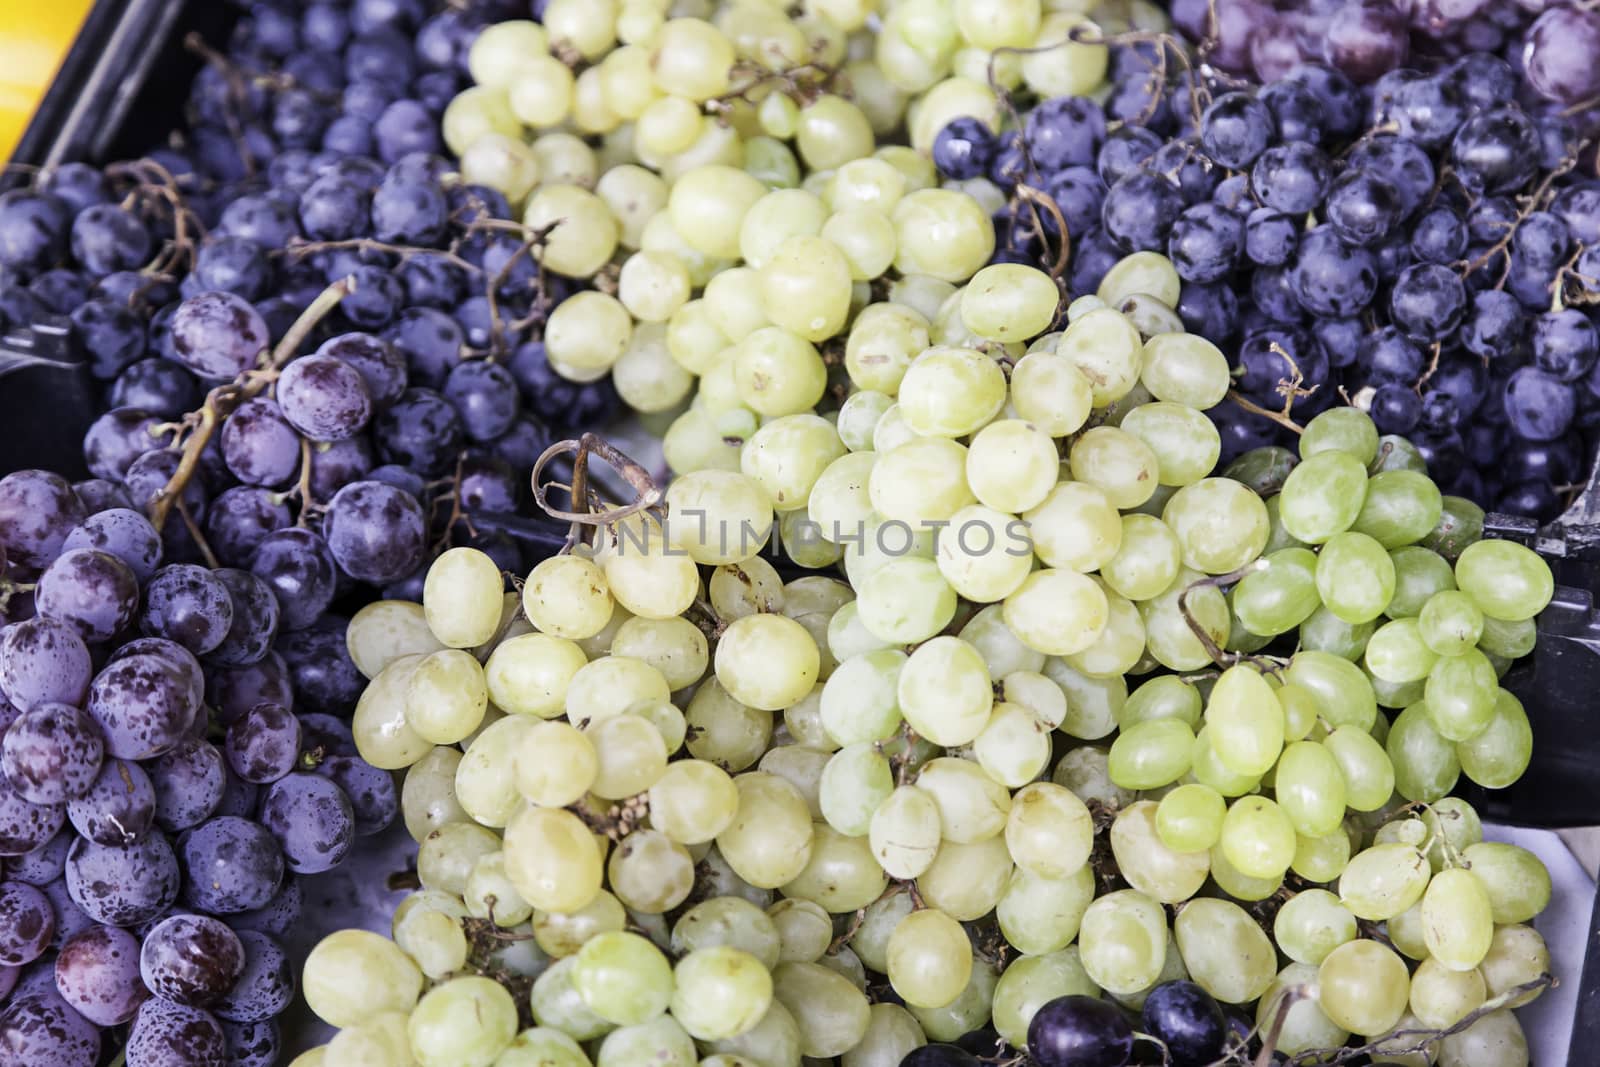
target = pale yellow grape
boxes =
[713,613,819,712]
[401,747,467,841]
[634,94,704,156]
[666,947,774,1042]
[756,235,853,343]
[819,649,904,746]
[417,822,500,896]
[1418,866,1493,971]
[1294,828,1355,885]
[917,835,1013,920]
[325,1011,416,1067]
[586,713,668,799]
[732,326,829,417]
[1052,744,1134,810]
[1204,664,1284,776]
[831,157,908,213]
[1121,674,1203,729]
[456,715,533,826]
[844,301,931,394]
[707,557,785,622]
[770,898,832,964]
[671,896,781,969]
[442,87,520,157]
[507,54,575,128]
[1479,925,1549,1007]
[1410,958,1486,1028]
[665,301,729,376]
[302,929,423,1029]
[504,805,604,914]
[520,185,619,279]
[686,681,772,772]
[717,772,815,888]
[1256,964,1349,1057]
[895,346,1007,438]
[1140,332,1230,409]
[1003,569,1109,656]
[1154,783,1225,853]
[597,50,657,124]
[875,1,958,93]
[817,742,895,837]
[868,436,977,524]
[669,165,767,259]
[740,414,846,514]
[650,18,734,100]
[354,654,430,770]
[482,633,585,719]
[844,1004,926,1067]
[1070,426,1160,509]
[991,950,1099,1050]
[1008,351,1093,436]
[494,1028,591,1067]
[999,780,1092,880]
[897,636,994,746]
[869,784,943,879]
[347,600,445,679]
[915,757,1010,843]
[891,189,995,282]
[1056,308,1143,406]
[403,648,487,746]
[782,824,888,913]
[1046,657,1127,740]
[606,828,694,915]
[965,420,1059,513]
[572,65,620,135]
[1209,842,1282,902]
[1110,801,1208,903]
[883,908,972,1011]
[664,469,774,565]
[934,504,1032,603]
[996,864,1095,956]
[459,133,540,202]
[1077,890,1168,995]
[1274,888,1357,966]
[465,852,533,927]
[1095,514,1179,601]
[617,254,692,326]
[1174,898,1277,1004]
[528,956,612,1040]
[609,616,707,691]
[1338,843,1430,920]
[961,605,1046,678]
[595,165,667,249]
[836,391,893,453]
[1162,478,1271,575]
[1024,481,1122,573]
[958,263,1059,341]
[1020,11,1108,95]
[597,521,698,622]
[738,190,827,270]
[794,94,875,171]
[972,700,1053,786]
[772,962,872,1058]
[1002,669,1067,728]
[571,930,672,1026]
[407,976,518,1067]
[807,453,877,541]
[543,0,617,58]
[911,959,1001,1042]
[641,760,736,845]
[1318,940,1411,1036]
[1219,796,1296,880]
[1092,250,1177,308]
[703,1002,803,1067]
[564,656,670,729]
[465,20,548,86]
[1121,403,1222,488]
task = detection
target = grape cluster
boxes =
[0,463,406,1066]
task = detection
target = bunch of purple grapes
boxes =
[934,30,1600,521]
[0,462,397,1066]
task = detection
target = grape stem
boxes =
[530,434,666,551]
[1457,157,1577,283]
[146,276,357,533]
[1176,563,1291,675]
[483,219,561,356]
[182,33,261,176]
[106,159,205,278]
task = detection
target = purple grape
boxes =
[0,986,100,1067]
[82,408,167,481]
[140,913,245,1006]
[1523,7,1600,107]
[0,470,86,576]
[1451,107,1541,196]
[109,359,200,420]
[224,703,302,784]
[70,479,134,514]
[901,1046,981,1066]
[8,830,69,885]
[35,548,141,642]
[0,881,53,965]
[0,617,92,711]
[1504,366,1575,442]
[317,331,408,407]
[307,434,376,499]
[374,387,465,475]
[178,816,285,915]
[0,776,63,857]
[258,772,354,874]
[249,528,338,630]
[444,359,521,442]
[226,874,301,937]
[1028,994,1133,1067]
[64,832,179,926]
[204,487,292,569]
[313,754,398,836]
[70,203,151,273]
[212,930,293,1022]
[126,996,228,1067]
[86,653,196,760]
[167,291,271,379]
[1323,0,1408,83]
[55,924,148,1025]
[1142,981,1227,1067]
[62,508,164,581]
[67,758,157,845]
[146,739,227,832]
[121,449,208,525]
[110,637,205,711]
[214,764,260,818]
[275,618,362,714]
[324,479,427,583]
[41,874,96,950]
[0,703,103,804]
[1199,92,1275,170]
[1389,263,1468,343]
[276,352,374,442]
[222,1018,281,1067]
[1291,226,1379,317]
[298,713,357,758]
[220,398,303,488]
[141,564,235,655]
[207,569,281,668]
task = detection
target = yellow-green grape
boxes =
[686,680,772,773]
[1479,925,1550,1008]
[1278,451,1370,544]
[1349,470,1443,550]
[1416,589,1483,658]
[758,235,853,343]
[1070,427,1160,510]
[353,654,429,770]
[914,757,1010,843]
[1005,781,1094,880]
[1388,702,1461,802]
[326,1012,419,1067]
[403,648,487,747]
[606,828,693,915]
[407,976,518,1067]
[670,896,780,970]
[663,470,774,565]
[1274,740,1348,837]
[972,700,1052,787]
[572,931,674,1026]
[897,347,1008,438]
[897,636,994,746]
[1140,333,1230,409]
[402,747,467,842]
[1322,725,1395,812]
[1003,569,1109,656]
[1098,251,1180,308]
[1365,618,1438,684]
[844,302,929,394]
[1460,842,1550,924]
[835,391,893,453]
[817,742,895,838]
[494,1028,591,1067]
[1283,650,1379,731]
[1107,719,1194,791]
[1454,539,1554,621]
[1256,963,1350,1057]
[1424,649,1498,741]
[1273,888,1357,966]
[962,610,1045,682]
[958,263,1058,342]
[456,716,533,827]
[769,898,833,965]
[609,616,707,691]
[917,834,1013,921]
[524,555,613,640]
[442,87,520,157]
[991,949,1099,1049]
[668,946,773,1041]
[1154,783,1225,853]
[886,908,973,1009]
[1160,477,1270,574]
[1190,725,1260,798]
[418,822,500,897]
[564,656,670,730]
[935,504,1034,603]
[714,613,820,713]
[997,865,1096,956]
[481,634,584,720]
[529,956,613,1041]
[1318,939,1411,1037]
[740,415,846,516]
[1120,403,1222,488]
[773,961,873,1057]
[1008,350,1093,436]
[1099,514,1181,602]
[740,189,827,269]
[733,326,830,417]
[649,17,734,100]
[1204,665,1284,777]
[1120,675,1202,731]
[1077,890,1169,996]
[641,760,734,845]
[1232,547,1321,636]
[1478,613,1537,659]
[508,53,575,128]
[1456,688,1533,788]
[1277,683,1321,741]
[907,76,1002,153]
[1338,843,1430,920]
[303,929,424,1028]
[1209,841,1282,902]
[1293,827,1354,884]
[467,20,549,86]
[669,165,767,260]
[1025,481,1123,574]
[1110,801,1208,904]
[465,852,533,928]
[1140,569,1230,672]
[891,189,995,282]
[346,599,446,679]
[820,649,905,747]
[504,805,603,914]
[1219,795,1296,881]
[717,773,815,889]
[1409,957,1486,1029]
[1315,532,1397,625]
[868,784,942,880]
[1056,308,1143,407]
[1171,898,1277,1005]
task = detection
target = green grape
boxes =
[417,821,499,898]
[820,650,905,747]
[1352,470,1443,549]
[897,636,994,747]
[1111,930,1188,1012]
[1367,1012,1437,1067]
[572,931,674,1026]
[991,950,1099,1049]
[1070,426,1161,510]
[1454,540,1555,621]
[1385,898,1429,962]
[1139,332,1230,409]
[325,1011,425,1067]
[302,930,422,1029]
[1422,495,1485,561]
[1278,683,1321,741]
[1338,843,1429,920]
[586,713,668,799]
[423,548,508,648]
[1384,547,1457,619]
[593,1015,695,1067]
[915,757,1010,843]
[918,835,1013,921]
[1262,496,1306,554]
[686,680,773,773]
[820,743,895,840]
[407,977,518,1067]
[1292,826,1353,883]
[1284,650,1378,731]
[1077,890,1169,995]
[962,617,1046,690]
[773,961,873,1057]
[1479,925,1550,1008]
[494,1028,592,1067]
[1419,797,1484,874]
[1005,780,1094,880]
[1056,308,1143,406]
[458,716,533,827]
[1278,451,1370,544]
[1315,531,1396,624]
[835,390,894,452]
[1323,726,1396,811]
[1205,665,1285,777]
[1388,703,1461,802]
[1160,477,1271,575]
[1003,569,1110,657]
[534,889,627,959]
[607,829,694,915]
[1219,795,1296,880]
[1419,867,1493,971]
[1009,350,1094,436]
[1476,614,1537,659]
[1232,547,1320,636]
[886,908,973,1009]
[1120,675,1203,730]
[1423,649,1497,741]
[1044,658,1128,741]
[1256,963,1349,1057]
[1120,403,1223,488]
[715,613,820,712]
[1094,249,1178,308]
[1318,939,1411,1037]
[1298,606,1375,661]
[1274,740,1348,837]
[997,863,1096,955]
[1140,568,1230,672]
[530,955,615,1041]
[1100,514,1182,602]
[1189,725,1261,798]
[703,1001,802,1067]
[405,648,488,747]
[959,263,1059,341]
[973,700,1053,787]
[1111,801,1209,904]
[767,899,831,965]
[908,958,998,1042]
[1455,688,1532,788]
[1373,434,1429,473]
[1173,898,1276,1004]
[1154,783,1226,853]
[936,504,1034,604]
[965,419,1059,513]
[716,773,815,889]
[1300,407,1380,464]
[1224,446,1299,496]
[1373,675,1425,710]
[843,1003,927,1067]
[897,346,1009,437]
[1025,481,1124,574]
[1364,618,1438,685]
[353,654,430,771]
[609,616,707,693]
[1460,842,1550,924]
[1274,888,1357,966]
[1437,1009,1530,1067]
[783,824,888,912]
[667,946,773,1041]
[1107,718,1195,790]
[890,189,995,282]
[1208,841,1282,901]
